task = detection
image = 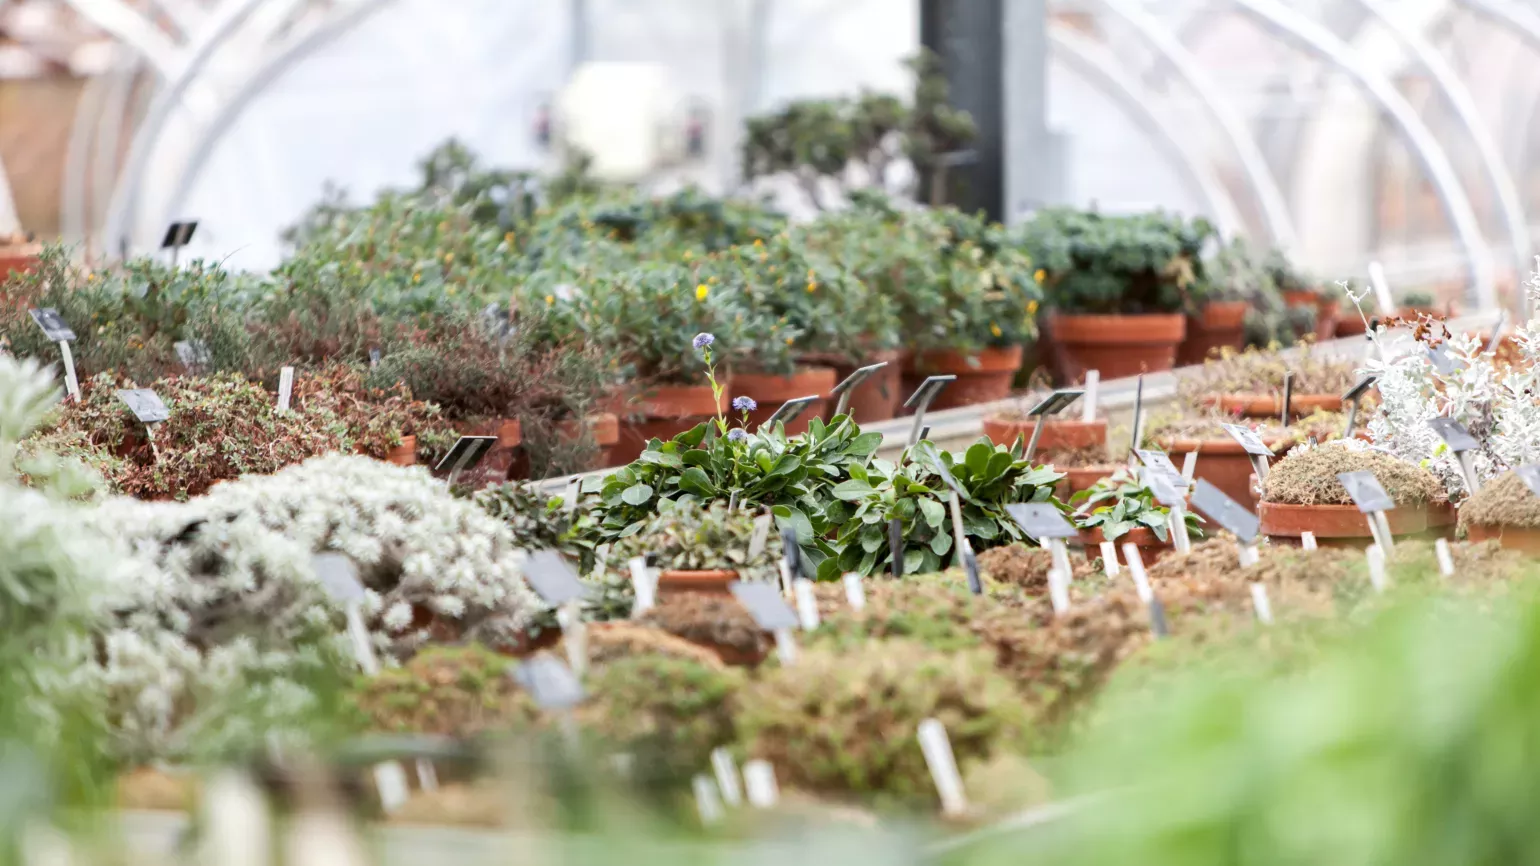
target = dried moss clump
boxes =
[1262,441,1442,506]
[734,641,1034,809]
[977,543,1098,593]
[1176,344,1360,408]
[1459,470,1540,531]
[559,621,725,670]
[348,645,538,738]
[637,593,769,662]
[808,578,990,654]
[577,654,744,789]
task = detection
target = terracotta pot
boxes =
[1282,290,1338,342]
[1078,525,1173,566]
[1203,393,1344,419]
[385,435,417,467]
[1335,316,1369,338]
[830,350,904,424]
[982,416,1107,453]
[1059,464,1119,499]
[901,345,1024,411]
[1259,501,1428,546]
[730,366,837,435]
[1047,313,1186,383]
[614,382,726,464]
[507,412,625,479]
[657,569,738,596]
[1465,523,1540,555]
[1428,499,1456,528]
[1177,300,1250,366]
[0,244,40,281]
[1398,306,1448,321]
[496,418,522,449]
[1159,436,1283,511]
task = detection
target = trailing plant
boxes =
[473,482,594,571]
[289,362,452,459]
[1071,468,1203,543]
[829,439,1065,578]
[34,372,346,500]
[608,499,786,582]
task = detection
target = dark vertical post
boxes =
[920,0,1005,220]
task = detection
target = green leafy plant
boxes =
[1071,468,1202,543]
[830,439,1065,578]
[1023,208,1215,315]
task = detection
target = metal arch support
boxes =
[103,0,305,254]
[60,0,181,79]
[1352,0,1530,315]
[1096,0,1297,252]
[1051,27,1245,237]
[156,0,401,247]
[1231,0,1497,312]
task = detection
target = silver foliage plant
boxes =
[1353,266,1540,499]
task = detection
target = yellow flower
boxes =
[1027,300,1039,315]
[784,337,794,345]
[504,232,515,244]
[1034,269,1046,284]
[545,294,555,306]
[446,286,456,296]
[696,283,709,301]
[754,239,764,248]
[444,252,454,263]
[412,272,422,283]
[86,272,95,282]
[805,281,817,294]
[990,323,1002,338]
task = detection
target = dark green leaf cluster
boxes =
[1022,208,1216,314]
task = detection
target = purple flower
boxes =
[732,396,757,413]
[727,428,748,443]
[692,332,715,350]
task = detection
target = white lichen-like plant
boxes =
[1350,263,1540,498]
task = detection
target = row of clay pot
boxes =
[381,413,622,479]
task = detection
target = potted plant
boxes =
[1265,250,1336,342]
[1024,209,1211,382]
[981,398,1116,497]
[830,439,1064,577]
[1398,289,1448,321]
[1258,440,1446,545]
[852,205,1038,410]
[607,499,787,595]
[1458,470,1540,553]
[1178,344,1362,419]
[290,362,452,466]
[1150,413,1288,510]
[1071,468,1203,566]
[0,231,41,281]
[1178,238,1268,365]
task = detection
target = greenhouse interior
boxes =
[6,0,1540,863]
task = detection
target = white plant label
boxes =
[1099,541,1120,577]
[1366,544,1388,592]
[628,558,655,615]
[1047,568,1071,615]
[1049,537,1074,580]
[1081,370,1099,423]
[1249,583,1274,625]
[1301,531,1317,551]
[415,758,439,792]
[1122,542,1153,603]
[277,366,294,412]
[778,561,793,597]
[792,578,819,631]
[1168,507,1191,555]
[57,341,79,402]
[373,762,410,814]
[743,760,780,808]
[773,627,798,666]
[1238,543,1260,567]
[692,775,724,825]
[557,602,588,679]
[1181,450,1198,483]
[748,512,773,559]
[1435,538,1454,577]
[917,718,969,817]
[842,572,866,611]
[710,748,743,807]
[564,477,582,512]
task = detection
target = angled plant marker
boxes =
[117,389,170,424]
[830,362,888,417]
[30,308,78,401]
[1338,470,1396,551]
[729,582,799,632]
[1021,388,1084,464]
[760,395,819,432]
[161,220,199,268]
[1222,422,1274,482]
[1515,464,1540,498]
[522,550,588,607]
[1007,501,1076,582]
[512,655,587,711]
[1342,374,1378,438]
[1429,418,1482,493]
[434,435,498,487]
[905,375,956,447]
[1190,479,1260,545]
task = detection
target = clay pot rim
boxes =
[1194,299,1250,328]
[626,381,726,419]
[1203,393,1345,415]
[1049,311,1186,342]
[1158,436,1285,454]
[907,344,1025,374]
[730,365,838,398]
[1258,500,1430,537]
[657,568,740,581]
[1077,525,1170,546]
[982,414,1107,430]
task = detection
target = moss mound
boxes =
[636,593,769,661]
[734,640,1034,810]
[1262,441,1443,506]
[977,543,1099,593]
[557,621,725,670]
[1459,470,1540,531]
[348,645,538,738]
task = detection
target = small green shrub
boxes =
[347,645,538,738]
